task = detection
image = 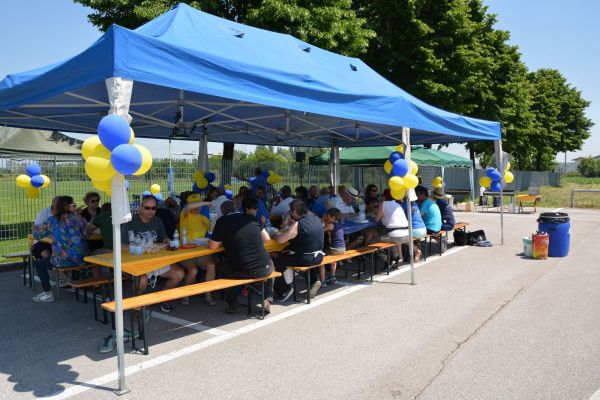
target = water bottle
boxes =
[128,230,136,255]
[134,234,143,256]
[171,230,180,249]
[208,205,217,236]
[265,217,272,230]
[181,227,188,245]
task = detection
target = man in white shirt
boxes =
[328,186,358,216]
[270,186,294,217]
[213,187,229,218]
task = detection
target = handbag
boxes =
[467,230,487,245]
[453,230,468,246]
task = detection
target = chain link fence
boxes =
[0,153,560,259]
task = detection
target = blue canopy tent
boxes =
[0,4,503,394]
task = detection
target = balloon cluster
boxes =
[383,144,420,200]
[82,115,153,196]
[431,176,443,189]
[262,170,282,185]
[142,184,163,202]
[15,163,50,199]
[479,162,513,192]
[192,171,216,193]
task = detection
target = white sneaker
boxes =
[32,291,55,303]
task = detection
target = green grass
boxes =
[534,176,600,208]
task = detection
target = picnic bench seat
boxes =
[70,276,112,323]
[421,222,470,261]
[287,246,380,304]
[101,271,281,354]
[2,251,33,286]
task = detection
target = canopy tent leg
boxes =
[402,127,416,285]
[105,77,134,395]
[198,130,209,171]
[494,140,505,245]
[469,166,476,215]
[330,145,340,192]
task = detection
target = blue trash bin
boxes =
[537,212,570,257]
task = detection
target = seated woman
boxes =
[401,198,427,262]
[375,189,410,264]
[32,196,89,302]
[79,192,103,252]
[178,193,217,306]
[364,184,380,215]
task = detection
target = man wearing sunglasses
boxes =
[120,195,185,313]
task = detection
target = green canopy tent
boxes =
[309,146,476,205]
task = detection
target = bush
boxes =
[577,157,600,177]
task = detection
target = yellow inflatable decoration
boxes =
[383,160,392,174]
[25,186,40,199]
[403,173,419,189]
[391,187,406,200]
[15,174,31,188]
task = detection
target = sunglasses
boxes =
[142,206,157,211]
[69,203,77,207]
[89,199,99,203]
[370,189,378,192]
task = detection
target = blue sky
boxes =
[0,0,598,161]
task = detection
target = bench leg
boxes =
[292,270,298,302]
[246,285,252,316]
[306,270,311,304]
[260,281,265,320]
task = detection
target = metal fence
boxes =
[0,153,561,258]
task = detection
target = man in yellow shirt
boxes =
[178,194,217,306]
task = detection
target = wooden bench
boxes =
[70,277,112,323]
[2,251,33,287]
[367,242,397,275]
[102,271,281,354]
[287,246,379,304]
[53,264,98,300]
[421,222,470,260]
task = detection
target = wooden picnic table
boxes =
[84,239,288,276]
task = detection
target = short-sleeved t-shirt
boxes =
[419,198,442,232]
[248,176,268,194]
[179,211,209,241]
[120,215,167,245]
[289,214,324,254]
[211,212,271,273]
[92,212,113,250]
[436,199,456,228]
[402,202,426,230]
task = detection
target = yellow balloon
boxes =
[132,144,153,176]
[224,184,232,190]
[85,156,116,182]
[40,175,50,189]
[433,182,443,189]
[81,136,102,160]
[403,173,419,189]
[504,171,514,184]
[267,175,276,185]
[150,184,161,195]
[16,174,31,188]
[409,160,418,175]
[129,127,135,144]
[269,170,276,177]
[90,143,111,160]
[432,176,443,185]
[92,179,112,193]
[193,171,205,183]
[25,186,40,199]
[197,177,208,189]
[388,176,405,191]
[384,160,392,174]
[505,161,511,171]
[391,187,406,200]
[395,144,404,153]
[479,176,492,187]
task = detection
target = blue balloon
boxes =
[225,189,233,199]
[26,163,42,177]
[485,167,497,178]
[205,172,216,183]
[110,144,142,175]
[389,151,403,164]
[192,182,201,193]
[490,181,502,192]
[142,191,151,196]
[154,193,163,202]
[487,168,501,182]
[261,170,270,179]
[30,175,44,188]
[97,114,131,151]
[391,158,409,177]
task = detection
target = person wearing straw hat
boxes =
[432,188,456,232]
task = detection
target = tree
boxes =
[527,69,593,171]
[577,157,600,178]
[74,0,374,56]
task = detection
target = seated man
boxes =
[209,199,275,314]
[120,194,185,313]
[415,185,442,234]
[178,193,217,306]
[270,185,294,218]
[330,186,377,249]
[274,199,325,300]
[432,188,456,231]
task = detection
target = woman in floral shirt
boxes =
[32,196,88,302]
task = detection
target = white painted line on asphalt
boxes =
[150,311,230,336]
[590,388,600,400]
[45,246,469,400]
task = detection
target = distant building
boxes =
[560,155,600,173]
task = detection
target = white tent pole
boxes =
[402,127,415,285]
[494,140,505,245]
[330,145,340,192]
[105,77,134,395]
[198,130,209,171]
[469,166,476,215]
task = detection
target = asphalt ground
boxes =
[1,207,599,399]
